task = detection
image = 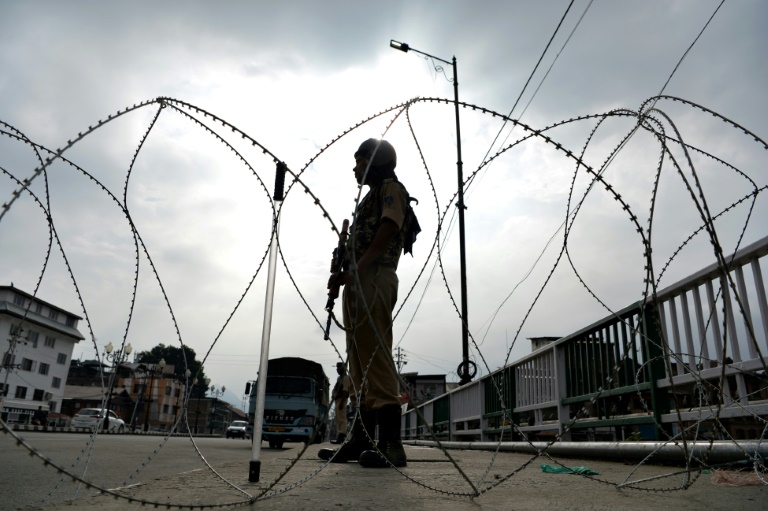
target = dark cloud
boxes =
[1,0,766,389]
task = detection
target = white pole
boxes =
[249,162,285,482]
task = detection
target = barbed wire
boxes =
[1,91,766,508]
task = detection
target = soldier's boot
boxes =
[335,432,346,444]
[318,409,374,463]
[358,405,407,468]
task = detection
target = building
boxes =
[401,373,447,409]
[66,358,110,386]
[121,362,189,432]
[63,361,191,432]
[188,397,241,435]
[529,336,560,351]
[0,285,84,423]
[61,357,244,434]
[60,384,111,416]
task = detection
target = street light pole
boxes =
[142,358,166,431]
[103,342,132,432]
[390,39,476,385]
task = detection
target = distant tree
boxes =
[135,344,209,398]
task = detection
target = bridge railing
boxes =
[653,236,768,439]
[402,235,768,442]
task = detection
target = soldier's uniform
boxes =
[343,177,409,410]
[318,139,415,468]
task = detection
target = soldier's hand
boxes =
[328,271,352,290]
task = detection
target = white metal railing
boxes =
[451,379,483,438]
[404,235,768,442]
[653,236,768,432]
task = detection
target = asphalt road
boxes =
[1,431,270,511]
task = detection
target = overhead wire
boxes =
[470,0,577,190]
[581,0,728,199]
[470,0,726,355]
[655,0,726,99]
[395,2,582,354]
[469,0,594,193]
[419,0,583,358]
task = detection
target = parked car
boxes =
[226,420,249,439]
[71,408,126,432]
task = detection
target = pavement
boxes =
[21,442,766,511]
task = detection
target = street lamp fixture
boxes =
[390,39,476,385]
[389,40,409,53]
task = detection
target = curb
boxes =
[9,424,221,437]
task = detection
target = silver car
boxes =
[71,408,126,432]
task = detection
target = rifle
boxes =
[324,219,350,340]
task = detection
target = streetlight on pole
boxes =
[390,39,477,385]
[103,342,132,431]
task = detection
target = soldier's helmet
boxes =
[354,139,396,168]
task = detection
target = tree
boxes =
[135,344,209,398]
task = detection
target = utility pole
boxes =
[395,347,408,373]
[0,330,24,418]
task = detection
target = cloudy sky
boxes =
[1,0,766,404]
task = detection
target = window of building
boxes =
[48,309,59,321]
[48,401,57,413]
[52,377,61,389]
[21,358,34,371]
[15,386,27,399]
[35,302,43,313]
[162,404,169,414]
[165,386,171,396]
[33,389,45,401]
[133,383,140,393]
[56,353,67,365]
[66,316,77,327]
[175,388,181,397]
[9,324,22,336]
[28,331,39,348]
[39,362,50,375]
[14,293,25,306]
[44,336,55,348]
[0,383,7,396]
[2,353,16,367]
